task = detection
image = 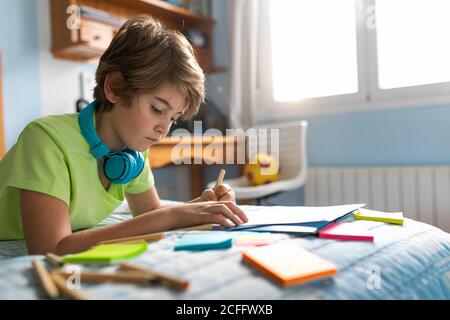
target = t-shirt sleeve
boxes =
[125,150,155,194]
[6,122,71,206]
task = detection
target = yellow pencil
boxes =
[32,260,59,299]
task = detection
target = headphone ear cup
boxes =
[123,149,145,179]
[102,152,135,184]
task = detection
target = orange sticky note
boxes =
[242,243,337,286]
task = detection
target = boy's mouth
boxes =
[146,137,159,143]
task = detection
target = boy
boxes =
[0,15,247,255]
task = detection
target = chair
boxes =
[207,121,308,204]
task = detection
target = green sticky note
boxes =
[354,208,404,225]
[174,233,233,251]
[63,242,148,264]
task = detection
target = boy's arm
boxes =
[125,186,162,217]
[20,189,177,255]
[21,189,247,255]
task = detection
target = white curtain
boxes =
[228,0,260,130]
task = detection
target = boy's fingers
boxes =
[201,189,217,201]
[210,203,243,226]
[217,190,235,202]
[214,184,232,198]
[220,201,248,223]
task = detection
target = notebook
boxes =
[354,208,404,225]
[174,233,233,251]
[318,222,374,241]
[63,242,148,264]
[240,221,329,235]
[230,204,364,232]
[242,243,337,286]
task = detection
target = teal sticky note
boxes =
[174,233,233,251]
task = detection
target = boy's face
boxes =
[112,83,186,152]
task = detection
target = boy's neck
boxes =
[95,110,126,152]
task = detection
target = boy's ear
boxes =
[103,72,123,104]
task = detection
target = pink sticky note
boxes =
[318,222,374,242]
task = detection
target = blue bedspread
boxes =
[0,204,449,300]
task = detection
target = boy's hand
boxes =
[173,201,248,229]
[200,183,235,202]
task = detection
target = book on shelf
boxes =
[79,5,125,27]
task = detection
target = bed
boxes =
[0,200,449,300]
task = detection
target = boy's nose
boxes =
[155,121,171,136]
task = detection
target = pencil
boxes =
[50,271,91,300]
[56,270,156,284]
[192,168,226,202]
[213,168,226,192]
[45,253,64,267]
[32,260,59,299]
[119,263,190,290]
[99,231,165,245]
[176,224,215,232]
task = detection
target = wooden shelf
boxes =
[50,0,224,73]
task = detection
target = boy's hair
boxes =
[93,15,205,119]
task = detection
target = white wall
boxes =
[37,0,95,116]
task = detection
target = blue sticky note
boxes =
[174,233,233,251]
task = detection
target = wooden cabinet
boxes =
[50,0,224,73]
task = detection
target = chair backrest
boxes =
[249,121,308,182]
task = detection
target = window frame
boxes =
[257,0,450,121]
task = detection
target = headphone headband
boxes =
[78,101,110,159]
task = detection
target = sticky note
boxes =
[234,234,274,246]
[63,242,148,264]
[318,222,374,241]
[242,243,337,286]
[174,233,233,251]
[354,208,404,225]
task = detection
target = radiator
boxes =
[304,166,450,232]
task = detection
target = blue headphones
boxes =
[78,101,145,184]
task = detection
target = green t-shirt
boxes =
[0,114,154,240]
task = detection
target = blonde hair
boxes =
[93,15,205,119]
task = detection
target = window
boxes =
[270,0,358,102]
[259,0,450,118]
[376,0,450,89]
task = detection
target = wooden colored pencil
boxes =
[176,224,215,232]
[119,263,190,290]
[191,168,226,202]
[45,253,64,267]
[50,271,91,300]
[56,270,157,284]
[213,169,226,191]
[99,231,165,245]
[32,260,59,299]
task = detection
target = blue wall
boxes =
[0,0,41,149]
[305,103,450,166]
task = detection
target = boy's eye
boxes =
[151,105,162,114]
